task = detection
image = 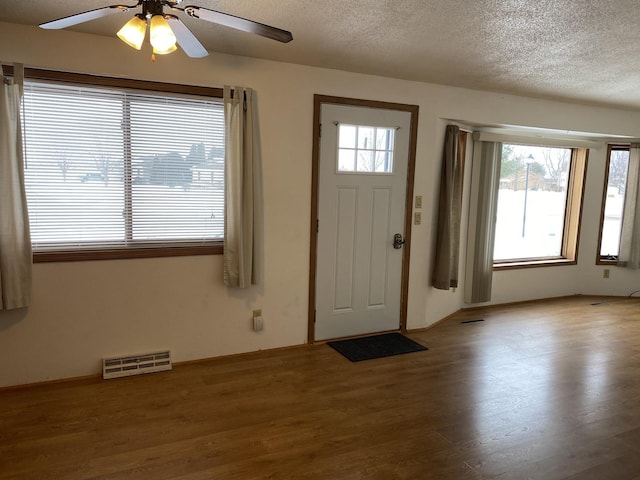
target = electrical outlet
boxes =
[414,212,422,225]
[415,195,423,209]
[603,269,610,279]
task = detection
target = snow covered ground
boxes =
[494,188,622,260]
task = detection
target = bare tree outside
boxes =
[93,153,110,184]
[528,162,546,189]
[609,150,629,194]
[499,144,522,190]
[56,150,71,182]
[542,148,570,191]
[499,146,545,190]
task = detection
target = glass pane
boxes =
[338,124,356,148]
[494,144,571,261]
[338,148,356,172]
[356,150,374,172]
[129,97,223,241]
[374,151,393,172]
[22,86,125,247]
[600,149,629,257]
[375,128,395,151]
[357,126,375,150]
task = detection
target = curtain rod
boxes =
[444,121,473,133]
[0,66,224,97]
[472,131,603,149]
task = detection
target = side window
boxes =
[598,145,630,262]
[493,143,587,267]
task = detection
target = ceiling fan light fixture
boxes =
[150,15,177,53]
[152,43,178,55]
[117,14,147,50]
[40,3,292,60]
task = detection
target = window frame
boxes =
[596,143,629,265]
[493,146,588,270]
[8,67,224,263]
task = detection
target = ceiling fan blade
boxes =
[40,5,135,29]
[165,16,209,58]
[181,6,293,43]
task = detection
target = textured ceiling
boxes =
[2,0,640,110]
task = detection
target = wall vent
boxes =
[102,350,172,380]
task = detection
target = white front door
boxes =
[315,103,412,341]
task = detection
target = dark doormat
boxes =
[327,332,428,362]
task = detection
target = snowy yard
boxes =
[494,188,623,260]
[26,180,223,249]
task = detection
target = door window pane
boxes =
[338,124,356,148]
[357,126,375,149]
[338,148,356,172]
[337,124,394,173]
[356,150,374,171]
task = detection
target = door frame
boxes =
[308,95,420,343]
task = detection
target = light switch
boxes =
[414,212,422,225]
[415,195,423,209]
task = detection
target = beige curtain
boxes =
[464,139,501,304]
[223,86,262,287]
[433,125,464,289]
[618,143,640,269]
[0,63,32,310]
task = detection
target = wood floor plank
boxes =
[1,295,640,479]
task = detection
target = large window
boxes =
[20,70,224,262]
[598,145,630,262]
[493,143,587,267]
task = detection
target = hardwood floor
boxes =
[2,295,640,479]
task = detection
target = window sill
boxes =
[33,244,223,263]
[596,257,618,266]
[493,258,577,270]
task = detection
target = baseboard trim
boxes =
[4,294,635,392]
[460,293,639,312]
[0,344,312,392]
[0,373,101,393]
[407,294,636,334]
[407,308,463,333]
[460,293,581,312]
[173,342,311,367]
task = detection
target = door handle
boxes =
[393,233,405,249]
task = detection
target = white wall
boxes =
[1,23,639,387]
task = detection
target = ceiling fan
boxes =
[40,0,293,59]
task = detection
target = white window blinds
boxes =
[21,80,224,252]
